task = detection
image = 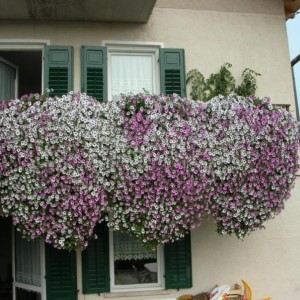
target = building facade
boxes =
[0,1,299,300]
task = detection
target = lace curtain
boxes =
[15,231,41,287]
[0,59,15,101]
[114,231,157,261]
[111,54,154,101]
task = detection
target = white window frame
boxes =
[109,229,165,292]
[103,41,163,101]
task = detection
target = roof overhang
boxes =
[0,0,156,23]
[285,0,300,20]
[0,1,298,22]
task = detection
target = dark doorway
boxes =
[0,50,42,97]
[0,217,13,300]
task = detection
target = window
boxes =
[80,44,186,101]
[82,223,192,294]
[107,44,160,100]
[14,230,44,299]
[110,231,163,291]
[15,231,41,287]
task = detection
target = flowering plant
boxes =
[0,92,299,250]
[109,94,299,243]
[108,94,214,244]
[0,92,124,250]
[205,96,299,238]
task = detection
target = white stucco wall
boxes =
[1,0,299,299]
[74,177,300,299]
[74,177,300,300]
[190,177,300,299]
[0,0,295,105]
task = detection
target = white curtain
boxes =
[111,54,153,101]
[0,59,15,101]
[15,231,41,287]
[114,231,157,261]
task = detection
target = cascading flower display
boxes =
[206,96,300,238]
[0,92,125,250]
[0,92,299,250]
[108,94,215,244]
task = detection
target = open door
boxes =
[0,57,18,101]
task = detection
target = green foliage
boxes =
[235,68,261,97]
[186,63,261,101]
[207,63,236,99]
[185,69,207,101]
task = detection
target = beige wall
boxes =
[74,177,300,300]
[1,0,299,299]
[74,176,300,300]
[191,177,300,299]
[0,0,295,106]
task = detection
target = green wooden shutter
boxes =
[44,46,73,97]
[160,48,186,97]
[81,46,107,101]
[45,244,77,300]
[164,233,192,289]
[82,222,110,293]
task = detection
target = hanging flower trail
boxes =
[0,92,299,250]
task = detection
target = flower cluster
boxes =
[109,94,214,243]
[109,94,299,243]
[205,96,299,238]
[0,92,299,250]
[0,92,125,250]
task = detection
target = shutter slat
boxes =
[160,49,186,97]
[82,222,110,293]
[81,46,107,101]
[164,233,192,289]
[44,46,73,97]
[45,245,77,300]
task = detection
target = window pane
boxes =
[15,231,41,287]
[111,54,153,101]
[113,231,158,285]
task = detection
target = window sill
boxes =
[103,290,174,299]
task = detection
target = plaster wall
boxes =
[0,0,295,108]
[74,177,300,300]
